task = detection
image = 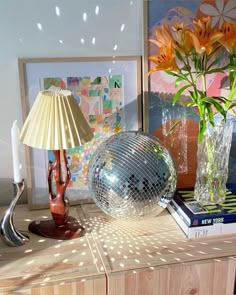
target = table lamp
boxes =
[20,90,93,239]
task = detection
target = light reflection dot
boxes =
[23,274,31,280]
[37,23,42,31]
[95,6,99,15]
[83,12,87,22]
[44,277,51,282]
[55,6,60,16]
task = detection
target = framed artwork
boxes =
[143,0,236,188]
[19,56,142,209]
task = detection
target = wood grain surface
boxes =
[0,205,106,295]
[108,258,236,295]
[0,203,236,295]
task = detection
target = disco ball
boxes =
[88,131,177,219]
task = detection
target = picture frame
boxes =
[143,0,214,188]
[18,56,142,209]
[143,0,236,189]
[143,0,203,189]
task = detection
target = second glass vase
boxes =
[194,120,233,205]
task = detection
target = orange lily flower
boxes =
[172,23,194,53]
[219,22,236,54]
[187,16,223,55]
[149,24,173,48]
[148,41,178,74]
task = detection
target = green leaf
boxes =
[229,65,236,71]
[211,96,227,103]
[206,59,221,71]
[172,84,191,105]
[185,101,196,107]
[194,57,202,72]
[165,71,180,78]
[201,97,226,119]
[205,105,214,127]
[229,102,236,109]
[208,45,222,58]
[207,64,230,74]
[175,76,185,87]
[166,120,181,135]
[228,87,236,101]
[180,65,191,72]
[198,120,206,143]
[175,49,184,61]
[189,90,198,102]
[198,90,206,98]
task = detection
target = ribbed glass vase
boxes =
[194,120,233,205]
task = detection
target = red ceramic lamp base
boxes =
[28,216,85,240]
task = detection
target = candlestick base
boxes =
[0,180,29,246]
[28,216,85,239]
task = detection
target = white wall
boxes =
[0,0,143,204]
[0,0,142,176]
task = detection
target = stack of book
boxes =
[167,187,236,239]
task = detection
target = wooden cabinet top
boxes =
[0,203,236,292]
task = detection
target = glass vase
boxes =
[194,120,233,205]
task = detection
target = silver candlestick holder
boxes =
[0,180,29,246]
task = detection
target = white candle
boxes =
[11,120,22,183]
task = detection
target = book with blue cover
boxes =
[170,187,236,227]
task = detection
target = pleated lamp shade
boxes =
[20,90,93,150]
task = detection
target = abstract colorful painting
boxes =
[145,0,236,188]
[42,75,124,190]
